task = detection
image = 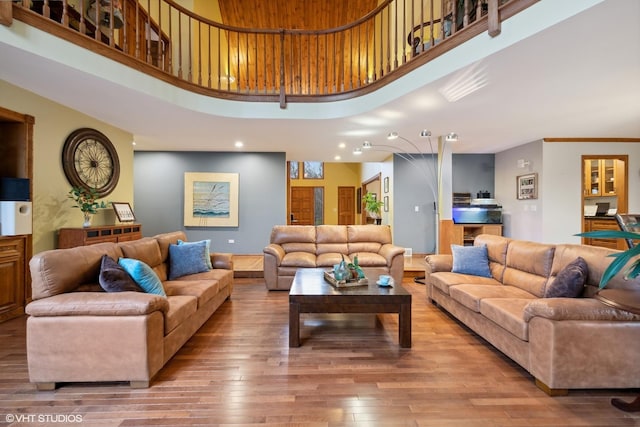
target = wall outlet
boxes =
[228,239,235,243]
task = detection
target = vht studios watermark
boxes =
[5,413,83,423]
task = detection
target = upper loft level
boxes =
[3,0,535,108]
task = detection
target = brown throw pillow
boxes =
[99,255,143,293]
[544,257,588,298]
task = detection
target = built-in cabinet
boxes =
[452,224,502,247]
[584,159,621,197]
[583,217,627,251]
[0,106,33,323]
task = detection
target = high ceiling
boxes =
[0,0,638,162]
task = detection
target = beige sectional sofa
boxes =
[263,225,405,290]
[425,234,640,395]
[26,231,233,390]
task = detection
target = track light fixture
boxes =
[445,132,459,142]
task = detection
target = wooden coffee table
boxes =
[289,268,412,348]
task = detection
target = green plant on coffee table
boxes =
[577,230,640,288]
[68,186,101,214]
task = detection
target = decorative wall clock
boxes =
[62,128,120,198]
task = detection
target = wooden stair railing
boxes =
[4,0,537,107]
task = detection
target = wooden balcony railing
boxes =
[6,0,537,107]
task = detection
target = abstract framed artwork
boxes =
[184,172,239,227]
[516,173,537,200]
[303,161,323,179]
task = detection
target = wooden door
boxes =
[290,187,315,225]
[338,186,355,225]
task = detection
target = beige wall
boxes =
[0,81,134,253]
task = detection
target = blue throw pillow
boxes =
[451,244,492,278]
[168,242,211,280]
[99,255,143,293]
[177,239,212,269]
[118,258,166,296]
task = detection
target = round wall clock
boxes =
[62,128,120,198]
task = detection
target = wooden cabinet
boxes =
[452,224,502,247]
[583,217,626,250]
[0,106,33,323]
[584,159,620,197]
[58,224,143,249]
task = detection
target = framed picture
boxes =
[112,202,135,222]
[303,161,323,179]
[356,187,362,213]
[383,196,389,212]
[184,172,239,227]
[289,161,299,179]
[517,173,538,200]
[383,176,389,193]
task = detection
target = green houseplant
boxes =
[577,230,640,288]
[362,192,384,223]
[68,186,100,227]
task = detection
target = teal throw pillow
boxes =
[168,242,211,280]
[451,244,492,278]
[177,239,212,269]
[118,257,166,296]
[99,255,143,293]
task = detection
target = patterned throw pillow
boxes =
[544,257,588,298]
[451,244,492,278]
[118,257,166,296]
[168,242,211,280]
[98,255,143,293]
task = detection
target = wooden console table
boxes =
[58,224,142,249]
[595,288,640,412]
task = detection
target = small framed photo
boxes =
[383,196,389,212]
[517,173,538,200]
[112,202,136,222]
[383,176,389,193]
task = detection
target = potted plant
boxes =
[577,229,640,288]
[68,186,100,227]
[362,192,384,224]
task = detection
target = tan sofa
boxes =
[425,234,640,395]
[263,225,405,290]
[26,231,233,390]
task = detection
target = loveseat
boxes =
[425,234,640,395]
[26,231,233,390]
[263,225,405,290]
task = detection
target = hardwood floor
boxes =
[1,278,638,426]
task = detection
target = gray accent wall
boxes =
[393,153,495,253]
[134,151,286,254]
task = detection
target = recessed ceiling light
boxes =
[334,155,341,160]
[234,141,244,148]
[353,147,363,155]
[338,142,346,149]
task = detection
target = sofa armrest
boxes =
[524,298,640,322]
[378,244,406,265]
[263,244,285,264]
[210,252,233,270]
[26,292,169,317]
[425,254,453,274]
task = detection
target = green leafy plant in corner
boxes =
[362,192,384,218]
[577,230,640,288]
[68,186,101,214]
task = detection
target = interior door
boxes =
[290,187,315,225]
[337,186,355,225]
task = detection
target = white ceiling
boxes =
[0,0,638,162]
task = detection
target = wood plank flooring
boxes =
[1,278,638,426]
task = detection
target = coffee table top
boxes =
[290,268,410,298]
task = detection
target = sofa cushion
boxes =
[163,280,220,308]
[119,238,164,275]
[350,252,387,267]
[316,226,349,256]
[429,271,501,295]
[174,268,233,290]
[480,298,533,341]
[168,242,211,280]
[118,258,166,297]
[544,256,588,298]
[98,255,143,293]
[164,295,198,334]
[451,244,491,277]
[449,284,536,312]
[281,252,317,268]
[317,253,349,267]
[503,240,555,297]
[25,291,169,316]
